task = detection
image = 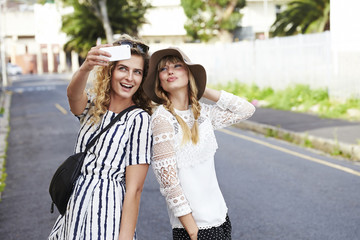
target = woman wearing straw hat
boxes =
[143,47,255,240]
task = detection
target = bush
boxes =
[211,81,359,121]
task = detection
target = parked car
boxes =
[7,63,23,75]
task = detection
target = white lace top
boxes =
[151,90,255,229]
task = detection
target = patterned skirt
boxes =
[172,215,232,240]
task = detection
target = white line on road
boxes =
[55,103,68,115]
[12,86,56,93]
[219,128,360,177]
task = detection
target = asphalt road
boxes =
[0,74,360,240]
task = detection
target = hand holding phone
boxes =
[100,45,131,61]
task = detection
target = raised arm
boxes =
[201,87,221,102]
[67,44,112,115]
[202,87,256,129]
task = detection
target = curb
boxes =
[235,121,360,161]
[0,91,11,201]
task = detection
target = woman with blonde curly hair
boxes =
[49,34,152,240]
[143,47,256,240]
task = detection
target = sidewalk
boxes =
[235,107,360,161]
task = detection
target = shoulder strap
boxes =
[84,105,138,152]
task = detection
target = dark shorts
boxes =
[172,215,232,240]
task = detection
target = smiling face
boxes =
[110,55,144,105]
[158,58,189,96]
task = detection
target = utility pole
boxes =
[263,0,269,39]
[0,0,7,90]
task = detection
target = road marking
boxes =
[12,86,56,93]
[55,103,68,115]
[219,128,360,177]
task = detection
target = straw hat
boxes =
[143,47,207,104]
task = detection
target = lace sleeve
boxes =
[208,90,255,130]
[151,114,192,217]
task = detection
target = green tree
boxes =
[271,0,330,37]
[61,0,150,58]
[76,0,114,43]
[181,0,246,42]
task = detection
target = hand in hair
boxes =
[202,88,221,102]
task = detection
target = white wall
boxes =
[241,0,278,36]
[331,0,360,51]
[4,11,35,36]
[139,0,188,44]
[150,31,358,100]
[34,3,68,45]
[330,0,360,99]
[140,0,289,42]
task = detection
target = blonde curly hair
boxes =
[154,56,201,145]
[88,34,152,125]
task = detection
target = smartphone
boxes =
[100,45,131,61]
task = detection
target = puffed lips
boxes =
[167,77,177,82]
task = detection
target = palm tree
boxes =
[79,0,114,43]
[271,0,330,37]
[62,2,104,58]
[61,0,150,58]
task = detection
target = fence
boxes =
[150,31,360,100]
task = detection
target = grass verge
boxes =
[0,93,10,201]
[212,82,360,122]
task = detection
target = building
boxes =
[239,0,290,40]
[139,0,189,44]
[139,0,291,43]
[0,0,290,77]
[0,1,76,76]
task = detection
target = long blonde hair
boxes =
[89,34,152,125]
[154,56,201,145]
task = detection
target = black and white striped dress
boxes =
[49,99,152,240]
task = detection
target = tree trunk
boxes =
[213,0,238,43]
[98,0,113,43]
[223,0,238,20]
[217,30,233,43]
